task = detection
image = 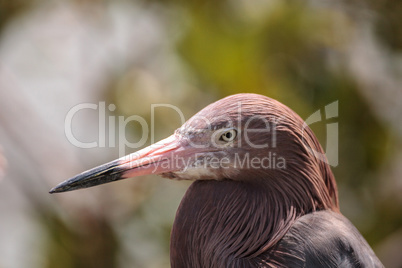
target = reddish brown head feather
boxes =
[180,93,338,211]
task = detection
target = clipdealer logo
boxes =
[64,100,338,167]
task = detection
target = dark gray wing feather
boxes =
[259,210,383,268]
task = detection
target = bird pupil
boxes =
[226,132,232,139]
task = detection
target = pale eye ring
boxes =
[220,129,237,142]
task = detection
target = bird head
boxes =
[50,93,338,211]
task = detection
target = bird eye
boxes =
[220,129,237,142]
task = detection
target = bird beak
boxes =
[49,134,196,193]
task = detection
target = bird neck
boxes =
[170,179,315,267]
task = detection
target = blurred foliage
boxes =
[40,209,119,268]
[0,0,33,33]
[371,0,402,51]
[1,0,401,267]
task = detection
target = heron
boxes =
[50,93,383,267]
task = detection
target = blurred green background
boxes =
[0,0,401,267]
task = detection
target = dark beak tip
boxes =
[48,160,125,195]
[49,184,67,194]
[49,188,57,194]
[48,178,77,194]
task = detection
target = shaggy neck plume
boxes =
[171,167,337,267]
[170,181,299,267]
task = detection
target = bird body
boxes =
[50,93,383,267]
[171,180,382,267]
